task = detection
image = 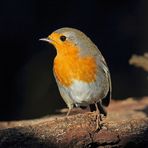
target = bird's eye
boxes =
[60,35,66,41]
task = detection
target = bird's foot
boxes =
[94,112,102,132]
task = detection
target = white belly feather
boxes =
[69,80,99,106]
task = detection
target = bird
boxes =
[40,27,112,129]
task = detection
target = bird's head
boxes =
[40,27,89,56]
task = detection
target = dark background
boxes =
[0,0,148,120]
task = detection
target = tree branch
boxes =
[0,97,148,147]
[129,53,148,72]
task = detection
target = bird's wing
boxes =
[100,56,112,107]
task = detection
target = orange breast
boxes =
[54,54,97,86]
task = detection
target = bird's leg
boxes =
[65,103,74,116]
[66,108,71,116]
[94,103,101,131]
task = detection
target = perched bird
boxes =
[40,27,111,128]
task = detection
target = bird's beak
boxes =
[39,37,53,43]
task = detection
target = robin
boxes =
[40,27,112,128]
